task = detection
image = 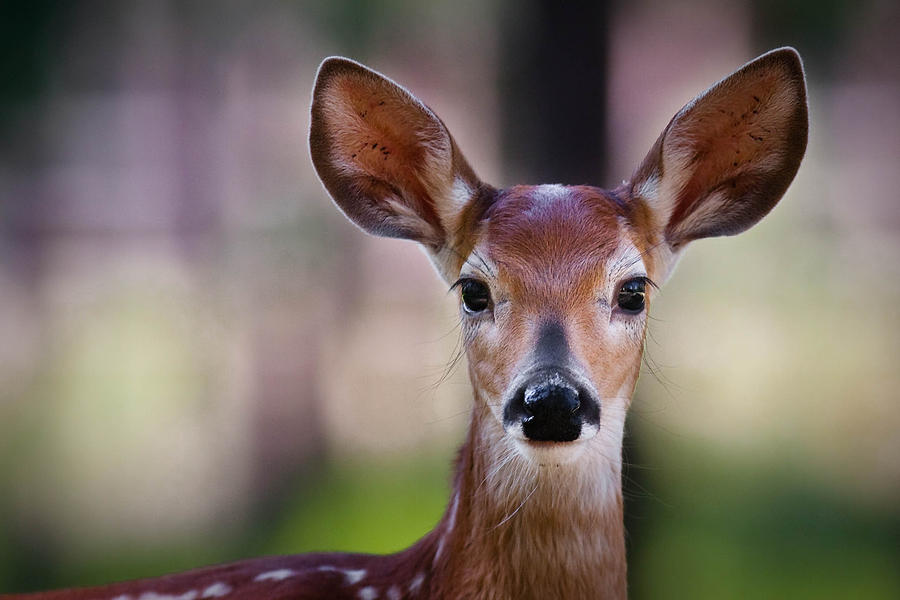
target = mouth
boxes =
[511,430,599,466]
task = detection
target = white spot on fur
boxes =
[254,569,296,582]
[633,173,659,202]
[523,184,568,216]
[357,586,378,600]
[316,566,367,585]
[200,582,231,598]
[344,568,368,585]
[434,492,460,564]
[446,492,459,533]
[137,592,197,600]
[535,183,567,198]
[408,572,425,593]
[111,596,131,600]
[433,536,445,564]
[449,177,473,213]
[386,585,402,600]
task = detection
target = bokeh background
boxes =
[1,0,898,597]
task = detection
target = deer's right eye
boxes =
[617,278,647,313]
[459,279,491,313]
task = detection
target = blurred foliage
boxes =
[256,455,452,555]
[628,436,900,599]
[1,456,451,591]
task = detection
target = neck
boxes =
[406,401,627,600]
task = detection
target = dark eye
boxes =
[617,278,646,313]
[460,279,491,313]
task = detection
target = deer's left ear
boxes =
[630,47,808,275]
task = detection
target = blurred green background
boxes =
[1,0,898,597]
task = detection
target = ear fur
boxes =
[309,57,490,281]
[630,47,808,252]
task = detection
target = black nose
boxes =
[504,370,598,442]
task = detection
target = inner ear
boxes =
[322,73,450,236]
[311,59,457,246]
[665,68,802,239]
[310,57,490,276]
[632,48,808,247]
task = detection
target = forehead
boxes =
[479,184,634,284]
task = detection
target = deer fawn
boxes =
[7,48,807,599]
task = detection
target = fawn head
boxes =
[310,49,807,467]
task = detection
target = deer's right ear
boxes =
[309,57,490,282]
[629,48,808,280]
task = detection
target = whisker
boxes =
[491,481,538,530]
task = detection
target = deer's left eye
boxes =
[617,278,646,313]
[459,279,491,313]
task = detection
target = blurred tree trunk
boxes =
[499,3,650,594]
[499,0,609,185]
